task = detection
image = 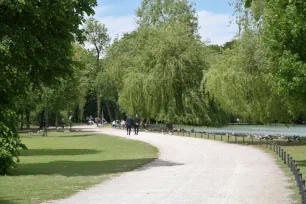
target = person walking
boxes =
[126,115,132,135]
[134,114,140,135]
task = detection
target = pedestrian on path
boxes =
[126,115,132,135]
[134,114,140,135]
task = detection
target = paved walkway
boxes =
[48,127,293,204]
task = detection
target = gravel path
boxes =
[48,127,293,204]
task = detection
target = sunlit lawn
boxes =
[0,132,158,204]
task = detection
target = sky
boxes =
[93,0,238,45]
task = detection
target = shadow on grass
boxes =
[0,198,19,204]
[52,134,97,138]
[20,149,101,156]
[15,159,182,177]
[20,134,97,139]
[296,160,306,167]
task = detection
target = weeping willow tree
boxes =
[207,0,306,123]
[105,0,228,126]
[205,30,295,123]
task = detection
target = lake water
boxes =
[174,124,306,137]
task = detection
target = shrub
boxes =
[0,110,27,175]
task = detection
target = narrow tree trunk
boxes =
[116,102,119,121]
[97,96,101,118]
[39,109,45,129]
[105,101,113,122]
[44,105,48,136]
[20,112,24,130]
[55,112,58,129]
[26,109,30,129]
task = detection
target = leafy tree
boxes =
[0,0,96,174]
[231,0,306,122]
[84,18,111,118]
[136,0,199,35]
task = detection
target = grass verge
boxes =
[0,132,158,204]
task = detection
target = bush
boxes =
[0,111,27,175]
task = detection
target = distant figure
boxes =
[126,116,132,135]
[134,114,140,135]
[112,120,116,128]
[88,115,94,125]
[121,120,126,129]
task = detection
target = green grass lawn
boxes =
[0,132,158,204]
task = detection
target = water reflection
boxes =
[174,124,306,137]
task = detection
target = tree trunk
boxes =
[43,105,48,136]
[116,102,119,121]
[97,96,101,118]
[26,109,30,129]
[55,112,58,129]
[105,101,114,122]
[20,112,24,130]
[39,109,45,129]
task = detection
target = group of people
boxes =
[125,114,140,135]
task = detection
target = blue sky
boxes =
[94,0,237,45]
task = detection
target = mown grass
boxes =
[0,132,158,204]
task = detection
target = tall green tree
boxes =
[136,0,199,35]
[84,18,111,118]
[0,0,96,174]
[106,0,228,125]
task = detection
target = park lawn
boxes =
[282,145,306,177]
[0,132,158,204]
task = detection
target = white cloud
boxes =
[95,10,237,45]
[96,15,137,41]
[198,10,237,45]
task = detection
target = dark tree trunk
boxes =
[43,106,48,136]
[20,112,24,130]
[39,109,45,129]
[55,112,58,129]
[26,109,30,129]
[97,96,101,118]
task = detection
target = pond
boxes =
[173,124,306,137]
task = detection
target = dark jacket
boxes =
[126,117,132,126]
[135,117,140,125]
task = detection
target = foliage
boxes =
[84,17,111,118]
[226,0,306,123]
[0,0,97,174]
[0,110,27,175]
[136,0,199,35]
